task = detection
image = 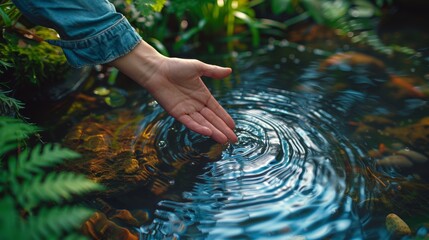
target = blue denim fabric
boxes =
[12,0,142,68]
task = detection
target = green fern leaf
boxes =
[14,143,81,179]
[28,205,93,240]
[0,91,25,114]
[0,116,39,156]
[18,172,103,209]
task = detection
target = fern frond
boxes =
[0,116,39,156]
[11,143,81,179]
[28,205,93,240]
[18,172,104,209]
[0,91,25,116]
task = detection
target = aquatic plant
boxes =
[0,97,104,239]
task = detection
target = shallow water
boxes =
[137,88,369,239]
[51,28,429,239]
[93,39,426,239]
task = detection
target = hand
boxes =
[111,41,238,144]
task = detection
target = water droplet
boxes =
[158,140,167,148]
[148,100,158,107]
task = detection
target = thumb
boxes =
[200,63,232,79]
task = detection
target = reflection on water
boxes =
[138,89,369,239]
[133,40,428,239]
[54,31,429,239]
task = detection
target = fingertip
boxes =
[229,133,238,144]
[203,64,232,79]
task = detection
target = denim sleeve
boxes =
[12,0,142,68]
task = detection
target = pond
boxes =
[41,23,429,239]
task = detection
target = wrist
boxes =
[110,40,167,87]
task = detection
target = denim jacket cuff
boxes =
[47,16,142,68]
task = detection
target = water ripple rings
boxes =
[139,88,366,240]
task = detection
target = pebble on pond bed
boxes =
[386,213,412,236]
[376,155,414,168]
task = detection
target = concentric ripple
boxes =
[138,88,368,239]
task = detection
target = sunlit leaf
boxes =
[0,7,12,27]
[234,11,260,47]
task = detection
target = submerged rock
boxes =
[396,149,428,164]
[81,212,138,240]
[60,108,222,196]
[385,213,412,236]
[383,117,429,155]
[376,155,413,168]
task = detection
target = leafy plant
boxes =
[110,0,171,55]
[270,0,416,56]
[0,0,20,27]
[169,0,276,52]
[0,90,24,117]
[1,0,69,88]
[0,26,69,87]
[0,114,104,239]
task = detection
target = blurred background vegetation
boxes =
[0,0,425,239]
[0,0,417,90]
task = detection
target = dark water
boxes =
[50,27,429,239]
[137,89,368,239]
[110,37,427,239]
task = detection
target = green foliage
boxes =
[0,115,39,156]
[1,0,69,87]
[110,0,170,53]
[271,0,416,56]
[130,0,167,14]
[0,116,104,240]
[0,0,20,27]
[27,206,93,239]
[170,0,274,52]
[0,26,69,86]
[0,90,25,117]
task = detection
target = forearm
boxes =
[109,41,167,88]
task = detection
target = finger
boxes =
[189,112,229,144]
[205,96,236,130]
[177,114,212,137]
[201,107,238,143]
[199,62,232,79]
